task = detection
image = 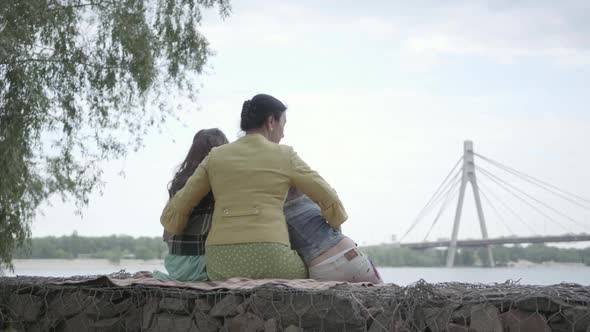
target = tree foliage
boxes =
[12,236,590,267]
[362,244,590,267]
[13,233,168,262]
[0,0,230,269]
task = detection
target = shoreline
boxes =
[8,258,589,269]
[10,258,164,268]
[5,259,590,285]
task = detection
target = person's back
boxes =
[285,189,383,284]
[205,135,294,246]
[154,128,229,281]
[161,94,348,280]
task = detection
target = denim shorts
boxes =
[284,195,345,265]
[308,247,383,284]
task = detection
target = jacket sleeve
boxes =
[160,156,212,235]
[287,147,348,228]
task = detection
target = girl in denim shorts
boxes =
[284,188,382,283]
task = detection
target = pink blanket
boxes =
[54,275,381,291]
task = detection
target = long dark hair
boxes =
[168,128,229,197]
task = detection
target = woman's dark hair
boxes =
[168,128,228,197]
[240,94,287,131]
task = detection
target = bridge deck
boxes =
[399,234,590,249]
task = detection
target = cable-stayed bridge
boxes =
[398,141,590,267]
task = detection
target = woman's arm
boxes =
[160,156,212,235]
[287,147,348,228]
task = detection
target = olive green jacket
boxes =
[160,134,348,246]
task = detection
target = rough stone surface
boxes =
[3,278,590,332]
[264,318,278,332]
[210,294,244,318]
[84,297,133,319]
[447,323,476,332]
[469,304,502,332]
[549,307,590,332]
[547,313,571,332]
[90,316,125,332]
[159,297,192,314]
[368,314,402,332]
[368,305,402,332]
[148,313,196,332]
[8,294,43,322]
[251,291,366,332]
[237,296,254,315]
[284,325,303,332]
[515,297,572,313]
[47,291,91,320]
[22,322,43,332]
[223,312,265,332]
[142,298,160,329]
[56,313,92,332]
[563,306,590,332]
[366,305,384,320]
[419,307,454,332]
[195,298,213,313]
[250,293,296,326]
[122,308,142,332]
[194,308,222,332]
[500,309,551,332]
[451,305,472,326]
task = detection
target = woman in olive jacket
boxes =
[161,94,347,280]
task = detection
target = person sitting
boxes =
[153,128,228,281]
[284,188,383,283]
[160,93,348,280]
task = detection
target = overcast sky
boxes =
[33,0,590,246]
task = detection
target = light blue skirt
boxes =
[153,254,208,281]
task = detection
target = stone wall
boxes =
[1,277,590,331]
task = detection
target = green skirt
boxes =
[206,242,307,280]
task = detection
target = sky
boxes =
[33,0,590,246]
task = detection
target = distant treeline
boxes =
[13,233,590,267]
[362,244,590,267]
[14,233,167,263]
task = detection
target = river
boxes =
[4,259,590,285]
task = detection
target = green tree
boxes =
[0,0,230,269]
[134,246,153,260]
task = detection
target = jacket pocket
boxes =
[221,206,261,217]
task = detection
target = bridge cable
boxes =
[477,167,570,232]
[478,180,536,234]
[415,156,463,219]
[477,182,515,235]
[399,156,463,241]
[475,153,590,210]
[476,166,576,232]
[475,152,590,208]
[423,176,462,241]
[400,168,462,242]
[477,165,589,231]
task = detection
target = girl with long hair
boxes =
[154,128,228,281]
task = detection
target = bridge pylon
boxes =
[446,141,495,267]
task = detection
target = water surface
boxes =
[5,259,590,286]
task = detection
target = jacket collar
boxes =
[238,133,269,143]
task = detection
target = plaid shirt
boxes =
[163,193,214,256]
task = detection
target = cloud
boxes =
[382,0,590,66]
[200,0,590,73]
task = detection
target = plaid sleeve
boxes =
[167,198,214,256]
